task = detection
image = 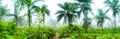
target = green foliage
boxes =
[25,26,55,39]
[56,2,78,25]
[0,6,7,17]
[13,26,55,39]
[95,9,110,27]
[0,21,56,39]
[32,5,50,26]
[58,25,84,38]
[70,33,79,39]
[75,0,92,3]
[78,33,120,39]
[58,25,120,39]
[0,21,17,39]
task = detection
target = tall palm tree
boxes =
[7,0,25,26]
[75,0,93,32]
[95,9,110,29]
[104,0,120,29]
[12,0,18,26]
[56,2,78,26]
[18,0,43,26]
[32,5,50,26]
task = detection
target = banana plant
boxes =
[17,0,43,26]
[32,5,50,26]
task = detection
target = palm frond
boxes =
[104,0,112,4]
[56,14,64,22]
[58,3,66,10]
[75,0,92,3]
[55,10,65,15]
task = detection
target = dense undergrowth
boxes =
[58,25,120,39]
[0,21,56,39]
[0,21,120,39]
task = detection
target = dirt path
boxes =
[51,33,70,39]
[51,33,58,39]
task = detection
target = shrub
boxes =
[0,21,56,39]
[58,25,84,38]
[13,26,56,39]
[70,33,79,39]
[0,21,17,39]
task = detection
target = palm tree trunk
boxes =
[14,15,18,26]
[114,16,116,30]
[83,11,88,32]
[83,19,88,32]
[67,16,71,30]
[67,14,72,26]
[43,14,45,26]
[14,0,18,26]
[63,17,67,25]
[100,23,103,30]
[67,13,73,30]
[28,6,31,26]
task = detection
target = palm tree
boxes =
[104,0,120,29]
[75,0,93,32]
[56,2,78,26]
[32,5,50,26]
[95,9,110,29]
[18,0,43,26]
[6,0,25,26]
[12,0,18,26]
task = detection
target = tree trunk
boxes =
[28,6,31,26]
[15,15,18,26]
[114,16,116,30]
[100,20,104,29]
[14,0,18,26]
[67,14,72,27]
[83,19,88,32]
[63,17,67,25]
[83,10,88,32]
[67,13,73,30]
[43,14,45,26]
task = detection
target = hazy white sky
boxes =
[2,0,120,27]
[1,0,110,19]
[1,0,106,18]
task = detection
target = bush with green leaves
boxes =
[25,26,56,39]
[0,21,17,39]
[58,25,120,39]
[12,26,56,39]
[0,21,56,39]
[58,25,84,38]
